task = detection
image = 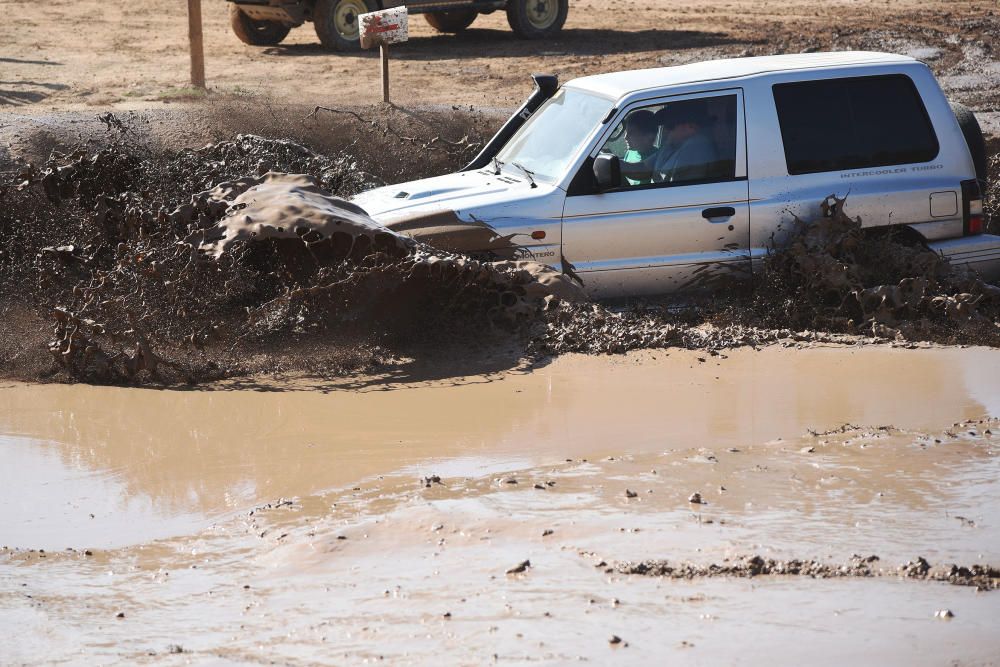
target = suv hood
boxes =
[352,169,564,259]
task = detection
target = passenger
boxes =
[621,110,658,186]
[652,103,719,184]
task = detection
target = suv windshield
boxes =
[495,87,613,184]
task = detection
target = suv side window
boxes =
[598,94,738,189]
[772,74,939,175]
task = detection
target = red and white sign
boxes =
[359,7,409,49]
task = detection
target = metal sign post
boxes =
[359,7,408,104]
[380,43,389,103]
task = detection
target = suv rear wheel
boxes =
[506,0,568,39]
[425,9,478,33]
[230,5,292,46]
[314,0,378,51]
[950,101,988,183]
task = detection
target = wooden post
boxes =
[380,43,389,104]
[188,0,206,88]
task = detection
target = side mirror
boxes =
[593,153,621,191]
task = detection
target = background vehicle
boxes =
[227,0,568,51]
[353,52,1000,298]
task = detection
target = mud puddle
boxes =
[2,344,998,551]
[2,345,1000,664]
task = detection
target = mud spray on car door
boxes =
[561,89,751,299]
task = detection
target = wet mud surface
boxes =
[2,347,1000,664]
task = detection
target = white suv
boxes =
[354,51,1000,298]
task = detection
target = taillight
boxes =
[968,212,985,235]
[961,179,985,235]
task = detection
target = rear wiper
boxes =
[491,156,504,175]
[511,162,537,188]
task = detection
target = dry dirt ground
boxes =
[1,0,999,121]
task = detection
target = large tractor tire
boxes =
[425,9,478,33]
[950,101,988,182]
[506,0,568,39]
[230,5,292,46]
[314,0,378,51]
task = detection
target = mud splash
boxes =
[987,144,1000,232]
[749,197,1000,340]
[537,198,1000,355]
[182,172,409,260]
[1,124,582,384]
[2,119,1000,385]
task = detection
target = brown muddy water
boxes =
[2,345,1000,665]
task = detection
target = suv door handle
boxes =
[702,206,736,220]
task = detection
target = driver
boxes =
[652,102,718,184]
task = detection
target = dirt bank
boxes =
[615,554,999,591]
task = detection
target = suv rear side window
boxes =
[772,74,939,175]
